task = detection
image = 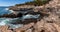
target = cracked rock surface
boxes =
[0,0,60,32]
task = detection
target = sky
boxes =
[0,0,33,6]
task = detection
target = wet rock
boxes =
[0,13,17,18]
[1,0,60,32]
[0,10,41,29]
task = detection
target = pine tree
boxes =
[34,0,51,6]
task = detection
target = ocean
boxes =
[0,6,10,15]
[0,6,23,29]
[0,6,40,29]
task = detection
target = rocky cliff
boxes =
[0,0,60,32]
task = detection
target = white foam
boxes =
[0,18,23,29]
[22,14,40,19]
[9,10,14,13]
[5,8,9,10]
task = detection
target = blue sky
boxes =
[0,0,33,6]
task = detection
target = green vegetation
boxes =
[34,0,51,6]
[15,0,51,6]
[15,1,36,6]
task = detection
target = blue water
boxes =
[0,6,23,29]
[0,6,40,29]
[0,6,11,15]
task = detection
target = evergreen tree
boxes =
[34,0,51,6]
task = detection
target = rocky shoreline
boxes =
[0,0,60,32]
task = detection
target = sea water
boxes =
[0,6,23,29]
[0,6,40,29]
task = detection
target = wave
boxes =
[0,14,40,29]
[0,18,23,29]
[5,8,9,10]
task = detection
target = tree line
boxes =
[15,0,51,6]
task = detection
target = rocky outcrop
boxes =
[0,14,17,18]
[9,5,35,11]
[0,0,60,32]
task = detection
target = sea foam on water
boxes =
[0,6,41,29]
[0,14,40,29]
